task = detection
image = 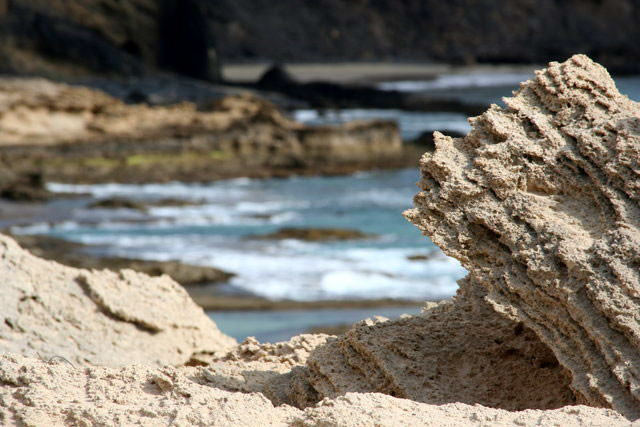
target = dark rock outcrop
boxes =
[0,0,220,81]
[2,0,640,81]
[209,0,640,74]
[254,228,373,242]
[252,65,487,114]
[11,234,235,286]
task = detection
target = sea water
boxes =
[38,169,464,302]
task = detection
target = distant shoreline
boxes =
[194,293,426,312]
[222,62,542,84]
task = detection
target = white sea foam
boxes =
[47,180,254,201]
[38,169,465,302]
[10,222,52,234]
[193,246,464,301]
[318,270,458,300]
[291,109,470,139]
[376,72,533,92]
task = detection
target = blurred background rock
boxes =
[1,0,639,82]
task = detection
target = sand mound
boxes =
[406,54,640,418]
[0,234,235,367]
[298,393,629,427]
[0,354,628,426]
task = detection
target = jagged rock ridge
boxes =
[405,54,640,419]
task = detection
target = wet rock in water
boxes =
[124,260,235,286]
[253,64,487,115]
[0,79,405,183]
[0,172,52,201]
[255,227,373,241]
[88,197,202,211]
[88,197,148,211]
[0,233,236,367]
[406,251,441,261]
[11,233,235,286]
[405,54,640,419]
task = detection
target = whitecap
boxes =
[376,72,534,92]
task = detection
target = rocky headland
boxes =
[0,55,639,425]
[0,78,410,190]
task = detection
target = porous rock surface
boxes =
[405,54,640,418]
[282,286,577,411]
[0,234,236,367]
[0,354,629,426]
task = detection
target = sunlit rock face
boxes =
[406,54,640,419]
[0,234,236,367]
[280,289,577,412]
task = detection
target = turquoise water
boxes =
[209,306,422,342]
[292,109,470,140]
[33,169,464,302]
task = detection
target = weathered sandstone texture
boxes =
[0,354,629,426]
[405,54,640,418]
[281,286,576,411]
[0,234,235,367]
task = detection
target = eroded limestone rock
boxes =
[281,286,576,411]
[0,234,236,367]
[405,54,640,419]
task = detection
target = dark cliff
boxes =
[0,0,220,80]
[1,0,639,80]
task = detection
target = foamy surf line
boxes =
[47,179,253,200]
[292,109,471,139]
[39,169,465,302]
[376,72,534,92]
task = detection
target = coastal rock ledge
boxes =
[0,55,638,425]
